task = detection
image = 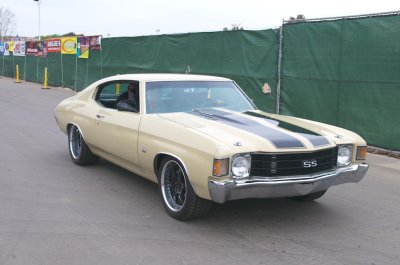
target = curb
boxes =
[367,146,400,159]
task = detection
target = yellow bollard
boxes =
[15,64,22,83]
[41,67,50,89]
[116,83,120,94]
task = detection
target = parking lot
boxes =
[0,77,399,265]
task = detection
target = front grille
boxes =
[250,148,338,177]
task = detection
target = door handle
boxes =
[96,114,105,119]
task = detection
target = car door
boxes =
[94,80,142,172]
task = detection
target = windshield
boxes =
[145,81,256,114]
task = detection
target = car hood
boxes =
[158,109,364,153]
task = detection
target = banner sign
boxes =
[13,41,26,56]
[46,38,61,52]
[89,35,101,51]
[0,42,4,56]
[37,41,46,57]
[61,37,77,54]
[26,41,38,56]
[77,36,89,59]
[8,41,14,52]
[4,42,10,56]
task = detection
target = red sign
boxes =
[46,38,61,53]
[89,36,101,51]
[26,41,38,56]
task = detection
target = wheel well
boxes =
[154,153,189,178]
[66,123,85,139]
[154,153,169,177]
[67,123,73,132]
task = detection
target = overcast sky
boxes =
[1,0,399,38]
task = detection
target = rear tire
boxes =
[68,124,99,165]
[158,157,211,220]
[289,189,327,201]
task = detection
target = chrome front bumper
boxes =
[208,163,369,203]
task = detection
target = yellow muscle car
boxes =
[55,74,369,220]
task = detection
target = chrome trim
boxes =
[249,147,337,156]
[232,81,258,110]
[209,163,369,203]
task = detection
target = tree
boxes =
[223,24,244,31]
[41,32,84,39]
[289,14,306,21]
[62,32,83,37]
[0,7,16,40]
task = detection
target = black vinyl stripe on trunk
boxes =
[191,109,305,149]
[244,111,330,147]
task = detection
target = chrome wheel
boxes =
[161,160,187,212]
[158,157,212,220]
[69,125,82,159]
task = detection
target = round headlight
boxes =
[232,155,251,179]
[337,146,352,166]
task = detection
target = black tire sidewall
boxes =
[158,157,196,220]
[67,124,98,165]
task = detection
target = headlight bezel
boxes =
[337,145,353,167]
[231,153,251,179]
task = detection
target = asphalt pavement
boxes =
[0,77,399,265]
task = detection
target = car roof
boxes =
[99,73,232,82]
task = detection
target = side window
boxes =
[97,82,120,109]
[96,80,140,112]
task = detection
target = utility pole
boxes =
[33,0,41,40]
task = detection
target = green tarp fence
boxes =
[280,14,400,151]
[0,30,279,114]
[0,13,399,151]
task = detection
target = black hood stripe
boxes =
[244,111,330,147]
[191,109,305,149]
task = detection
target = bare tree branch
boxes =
[0,7,17,40]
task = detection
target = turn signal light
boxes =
[356,146,367,160]
[213,158,229,177]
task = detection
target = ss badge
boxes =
[303,159,317,168]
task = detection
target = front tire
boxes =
[68,124,99,165]
[158,157,211,220]
[289,189,327,201]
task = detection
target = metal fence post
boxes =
[60,53,64,87]
[74,56,77,92]
[276,23,284,114]
[23,55,27,81]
